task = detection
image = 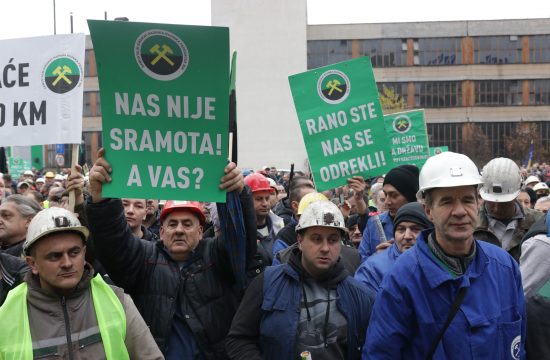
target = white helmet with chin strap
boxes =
[479,158,522,202]
[417,152,482,199]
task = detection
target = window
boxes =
[473,36,521,64]
[474,80,521,106]
[414,82,462,108]
[362,39,406,67]
[530,35,550,63]
[530,79,550,105]
[427,123,462,153]
[84,49,96,77]
[83,92,92,116]
[376,82,409,105]
[418,38,462,66]
[307,40,352,69]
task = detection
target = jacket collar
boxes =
[416,229,489,289]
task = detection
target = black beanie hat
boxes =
[383,165,420,202]
[393,202,433,236]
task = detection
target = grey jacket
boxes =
[24,264,164,359]
[474,202,542,262]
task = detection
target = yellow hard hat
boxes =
[297,192,328,215]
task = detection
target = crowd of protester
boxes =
[1,152,550,359]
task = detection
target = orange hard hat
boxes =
[244,173,273,193]
[160,200,205,225]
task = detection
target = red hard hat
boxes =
[244,173,273,193]
[160,200,205,225]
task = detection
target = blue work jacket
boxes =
[358,211,394,262]
[355,242,401,293]
[261,264,374,360]
[364,229,526,360]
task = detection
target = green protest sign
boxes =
[8,157,31,179]
[429,146,449,156]
[384,109,430,168]
[289,57,394,192]
[88,20,229,202]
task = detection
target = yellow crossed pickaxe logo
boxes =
[396,119,409,130]
[150,44,175,66]
[325,79,343,96]
[52,65,73,86]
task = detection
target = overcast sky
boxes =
[1,0,550,40]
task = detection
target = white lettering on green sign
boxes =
[305,102,377,135]
[114,92,216,120]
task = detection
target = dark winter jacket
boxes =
[0,252,28,306]
[86,188,258,358]
[226,247,375,360]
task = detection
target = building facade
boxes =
[308,18,550,166]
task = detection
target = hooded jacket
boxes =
[0,264,162,359]
[226,247,375,360]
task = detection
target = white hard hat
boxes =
[36,177,45,184]
[417,152,482,198]
[24,207,89,255]
[296,200,347,233]
[54,174,64,181]
[524,175,540,186]
[479,158,522,202]
[533,182,550,192]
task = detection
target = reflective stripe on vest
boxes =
[0,275,129,360]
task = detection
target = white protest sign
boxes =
[0,34,85,146]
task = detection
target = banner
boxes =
[384,109,429,168]
[0,34,85,146]
[88,20,229,202]
[429,146,449,156]
[289,57,394,192]
[8,157,31,179]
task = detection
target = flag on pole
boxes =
[524,140,534,169]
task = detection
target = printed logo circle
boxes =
[317,70,350,104]
[135,29,189,81]
[511,336,521,360]
[393,115,412,134]
[42,55,82,94]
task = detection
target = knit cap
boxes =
[383,165,420,202]
[393,202,432,236]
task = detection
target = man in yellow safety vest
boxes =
[0,207,163,359]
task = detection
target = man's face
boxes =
[347,224,362,248]
[122,198,147,230]
[394,221,424,253]
[0,179,4,199]
[377,191,386,212]
[146,199,159,217]
[26,232,86,295]
[0,202,30,244]
[35,182,44,191]
[383,184,409,217]
[485,200,516,221]
[517,192,532,209]
[425,186,478,245]
[298,226,341,278]
[17,184,29,194]
[536,190,549,198]
[160,210,203,261]
[252,190,272,218]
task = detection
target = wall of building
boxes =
[211,0,309,171]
